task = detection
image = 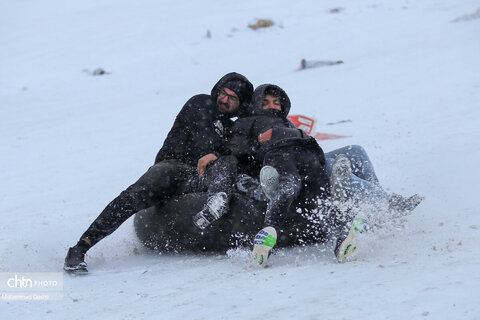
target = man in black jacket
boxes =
[226,84,331,266]
[64,72,253,273]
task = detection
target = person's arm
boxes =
[154,99,195,164]
[155,95,226,166]
[269,126,306,140]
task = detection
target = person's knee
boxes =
[147,161,183,185]
[278,174,301,198]
[207,156,238,179]
[123,184,151,201]
[149,160,180,176]
[134,161,184,198]
[216,155,238,170]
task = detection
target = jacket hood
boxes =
[211,72,254,117]
[250,84,291,117]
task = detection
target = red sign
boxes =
[287,114,349,141]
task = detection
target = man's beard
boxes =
[218,102,237,115]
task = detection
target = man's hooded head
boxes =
[251,84,291,117]
[211,72,254,117]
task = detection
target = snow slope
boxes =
[1,0,479,319]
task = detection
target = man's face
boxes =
[262,94,282,111]
[217,87,240,115]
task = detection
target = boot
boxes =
[64,244,88,274]
[193,192,229,229]
[389,193,424,214]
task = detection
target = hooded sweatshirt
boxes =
[227,84,325,172]
[154,72,253,167]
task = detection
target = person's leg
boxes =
[325,146,390,203]
[262,151,302,230]
[263,173,302,228]
[254,148,325,267]
[80,160,193,247]
[235,174,267,202]
[253,160,301,267]
[325,146,422,212]
[202,155,238,195]
[193,156,238,229]
[65,160,194,272]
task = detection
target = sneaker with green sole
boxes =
[253,226,277,267]
[334,217,368,263]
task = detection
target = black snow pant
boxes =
[262,147,330,232]
[79,156,238,248]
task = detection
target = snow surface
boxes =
[1,0,480,319]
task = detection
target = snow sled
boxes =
[133,191,329,253]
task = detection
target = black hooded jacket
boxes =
[227,84,326,172]
[154,72,253,167]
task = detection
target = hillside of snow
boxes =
[1,0,479,319]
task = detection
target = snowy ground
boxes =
[1,0,480,319]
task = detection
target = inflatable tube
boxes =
[134,192,329,253]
